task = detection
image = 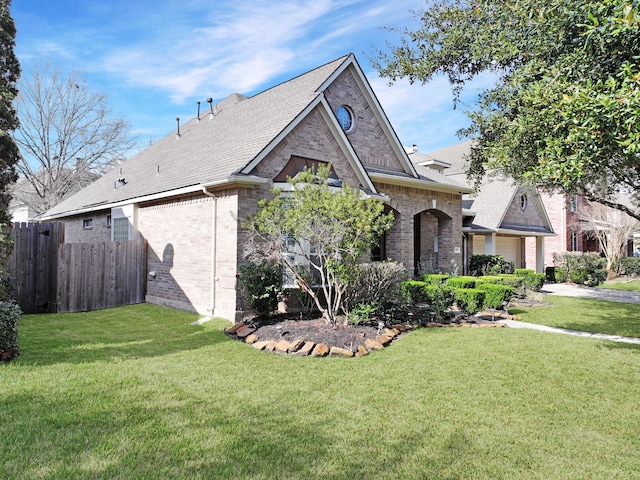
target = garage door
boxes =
[496,237,520,268]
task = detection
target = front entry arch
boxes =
[414,209,453,275]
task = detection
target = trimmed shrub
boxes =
[620,257,640,276]
[344,261,407,314]
[400,280,429,304]
[446,276,477,289]
[496,274,526,289]
[514,268,534,276]
[477,283,515,309]
[424,285,455,321]
[0,301,21,360]
[469,254,514,276]
[421,273,450,285]
[569,268,607,287]
[238,262,283,317]
[454,288,486,315]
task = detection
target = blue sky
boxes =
[13,0,490,155]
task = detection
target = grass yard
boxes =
[510,295,640,338]
[2,303,640,479]
[599,279,640,292]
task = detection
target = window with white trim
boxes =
[570,230,578,251]
[82,219,93,230]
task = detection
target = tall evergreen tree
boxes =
[0,0,20,231]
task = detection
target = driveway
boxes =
[540,282,640,304]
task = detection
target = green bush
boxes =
[423,285,455,321]
[512,270,545,291]
[0,301,21,359]
[400,280,429,304]
[446,276,477,288]
[569,268,607,287]
[344,261,407,314]
[476,275,523,289]
[620,257,640,276]
[238,262,283,317]
[477,283,515,309]
[496,274,526,289]
[469,255,514,276]
[348,302,379,325]
[514,268,533,276]
[553,252,606,280]
[454,288,486,315]
[555,268,568,283]
[421,273,450,285]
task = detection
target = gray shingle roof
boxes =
[44,55,351,217]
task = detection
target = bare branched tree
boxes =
[581,200,638,276]
[12,64,136,215]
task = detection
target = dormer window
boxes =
[336,105,354,132]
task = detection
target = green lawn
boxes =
[599,279,640,292]
[510,295,640,338]
[2,303,640,479]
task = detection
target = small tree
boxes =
[244,165,394,325]
[581,200,638,276]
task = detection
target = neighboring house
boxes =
[41,54,471,321]
[407,140,555,273]
[538,191,637,265]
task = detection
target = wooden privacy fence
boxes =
[9,222,147,313]
[9,222,63,313]
[57,240,147,313]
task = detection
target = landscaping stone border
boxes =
[225,314,513,358]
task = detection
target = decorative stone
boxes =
[275,339,292,354]
[245,334,259,344]
[383,328,397,338]
[355,345,368,357]
[236,325,255,338]
[264,341,277,352]
[292,341,315,356]
[224,322,244,334]
[364,338,384,351]
[311,343,329,357]
[288,340,305,353]
[252,340,271,350]
[329,346,353,357]
[376,335,393,346]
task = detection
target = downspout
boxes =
[202,186,217,315]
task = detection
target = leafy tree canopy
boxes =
[375,0,640,220]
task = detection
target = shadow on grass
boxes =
[10,303,231,367]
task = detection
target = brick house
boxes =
[534,192,636,267]
[408,140,555,273]
[42,54,471,321]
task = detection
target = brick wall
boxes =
[60,211,112,243]
[138,190,240,320]
[324,67,405,173]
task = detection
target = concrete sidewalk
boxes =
[502,282,640,344]
[500,319,640,345]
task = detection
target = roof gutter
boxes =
[369,172,473,195]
